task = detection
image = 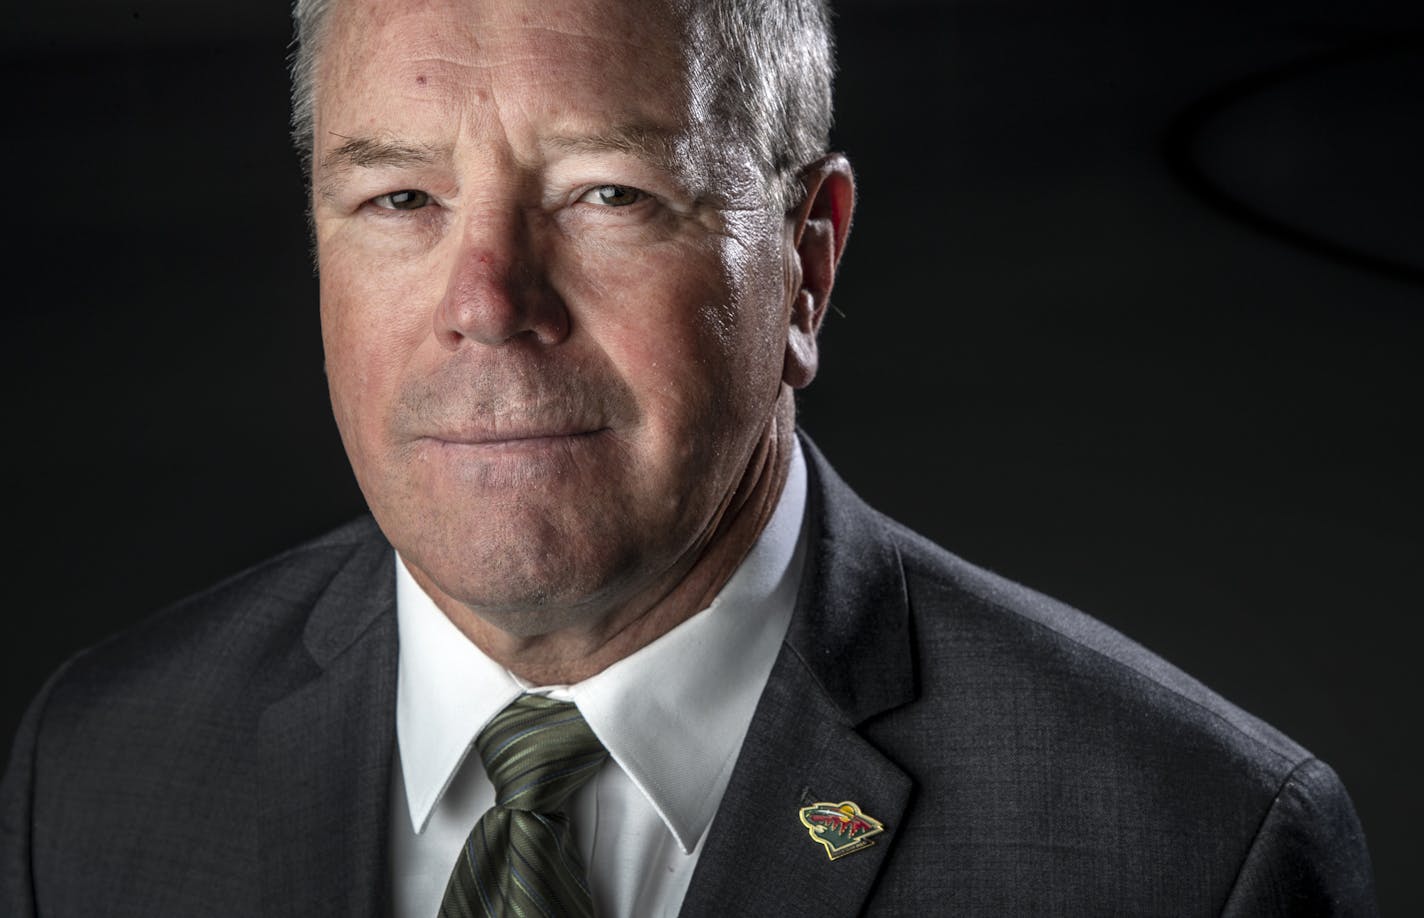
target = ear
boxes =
[782,153,855,390]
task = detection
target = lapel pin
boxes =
[798,800,885,860]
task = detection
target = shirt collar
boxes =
[396,440,807,852]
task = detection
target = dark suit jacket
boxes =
[1,440,1378,916]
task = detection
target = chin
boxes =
[399,516,645,615]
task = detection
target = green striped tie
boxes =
[438,694,609,918]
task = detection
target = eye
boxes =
[371,189,431,211]
[578,185,645,207]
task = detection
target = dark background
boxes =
[3,0,1421,910]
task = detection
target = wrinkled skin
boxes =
[312,0,853,682]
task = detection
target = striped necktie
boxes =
[438,694,609,918]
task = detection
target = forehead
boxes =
[315,0,704,145]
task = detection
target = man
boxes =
[0,0,1378,914]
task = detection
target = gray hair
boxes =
[288,0,834,211]
[686,0,836,208]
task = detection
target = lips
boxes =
[389,352,638,452]
[392,384,618,448]
[425,425,607,447]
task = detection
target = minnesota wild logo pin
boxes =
[798,800,885,860]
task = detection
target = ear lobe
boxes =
[783,153,855,390]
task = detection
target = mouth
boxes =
[421,426,610,450]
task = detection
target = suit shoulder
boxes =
[792,444,1375,913]
[857,516,1376,918]
[879,515,1308,780]
[37,516,390,724]
[5,517,394,914]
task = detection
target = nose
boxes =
[434,212,569,350]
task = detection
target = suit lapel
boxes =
[680,437,917,917]
[257,527,399,918]
[677,650,912,918]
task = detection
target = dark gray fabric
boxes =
[678,440,1377,916]
[0,437,1378,915]
[1,522,398,918]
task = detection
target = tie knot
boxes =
[476,695,608,813]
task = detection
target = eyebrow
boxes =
[543,124,686,177]
[317,136,453,198]
[315,125,693,200]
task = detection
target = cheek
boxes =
[556,231,788,443]
[567,248,715,376]
[319,245,437,448]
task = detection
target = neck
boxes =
[424,399,797,685]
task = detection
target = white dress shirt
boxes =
[389,442,808,918]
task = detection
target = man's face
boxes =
[313,0,800,634]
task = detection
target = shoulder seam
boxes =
[1218,756,1321,913]
[887,524,1304,777]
